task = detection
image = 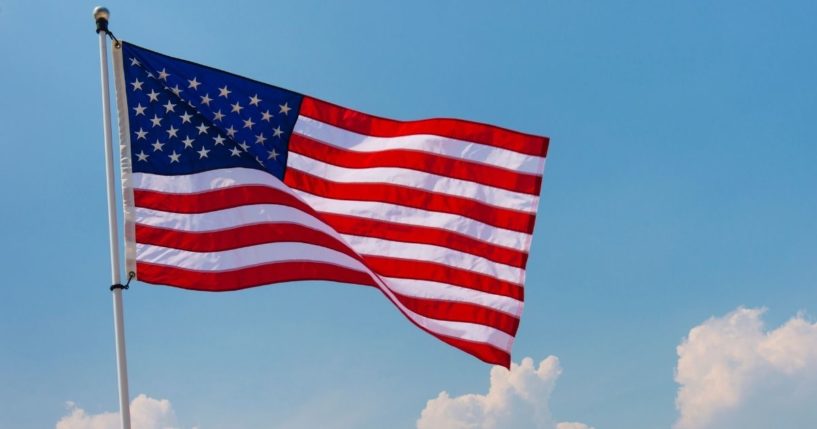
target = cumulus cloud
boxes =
[56,394,182,429]
[555,423,593,429]
[417,356,593,429]
[674,307,817,429]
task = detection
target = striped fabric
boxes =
[113,42,548,367]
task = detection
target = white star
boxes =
[168,151,181,163]
[182,136,195,148]
[129,57,141,67]
[134,128,148,140]
[261,110,273,122]
[212,110,225,121]
[197,147,210,159]
[213,135,226,145]
[238,141,250,151]
[279,102,291,115]
[255,156,264,165]
[200,94,212,106]
[180,112,193,124]
[249,94,262,106]
[255,133,267,144]
[243,117,255,129]
[147,89,160,102]
[135,150,149,161]
[169,85,182,97]
[229,147,242,157]
[218,85,231,98]
[225,126,237,138]
[231,102,243,114]
[267,148,279,160]
[151,139,165,152]
[130,78,143,91]
[272,126,283,138]
[187,77,201,90]
[157,68,170,81]
[166,125,179,139]
[133,103,146,116]
[163,100,176,113]
[196,123,209,135]
[150,114,163,127]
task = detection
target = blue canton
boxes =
[121,42,303,179]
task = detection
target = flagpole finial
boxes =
[93,6,110,33]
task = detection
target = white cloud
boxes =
[56,394,182,429]
[674,307,817,429]
[555,423,593,429]
[417,356,593,429]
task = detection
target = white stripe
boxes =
[381,276,524,317]
[294,115,545,176]
[293,189,531,251]
[341,234,524,285]
[132,168,288,194]
[288,152,539,213]
[135,205,337,237]
[136,241,362,272]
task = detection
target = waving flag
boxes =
[112,41,548,367]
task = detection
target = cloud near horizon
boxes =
[56,394,184,429]
[58,308,817,429]
[674,307,817,429]
[416,356,593,429]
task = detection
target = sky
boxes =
[0,1,816,428]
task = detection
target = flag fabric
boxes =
[112,41,549,367]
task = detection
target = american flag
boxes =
[112,42,548,367]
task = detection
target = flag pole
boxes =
[94,6,132,429]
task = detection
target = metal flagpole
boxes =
[94,6,132,429]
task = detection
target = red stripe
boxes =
[138,260,512,366]
[391,292,520,336]
[432,332,511,368]
[377,290,513,367]
[136,260,377,291]
[137,223,522,338]
[367,287,512,367]
[319,213,528,268]
[284,169,536,234]
[135,223,361,262]
[134,185,314,215]
[299,96,549,158]
[289,133,543,195]
[363,255,524,301]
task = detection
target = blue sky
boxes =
[1,1,815,428]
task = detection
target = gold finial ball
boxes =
[93,6,110,21]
